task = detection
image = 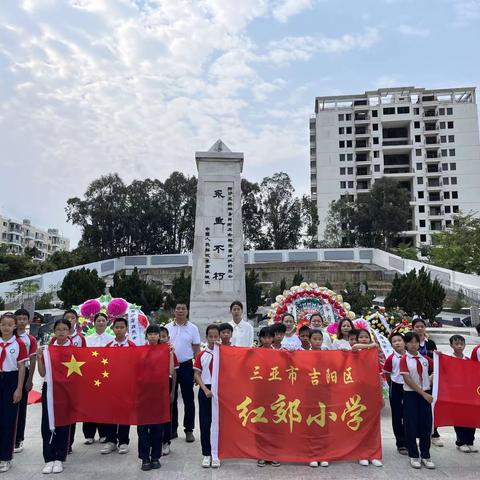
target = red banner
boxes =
[433,352,480,428]
[45,345,170,427]
[213,347,382,462]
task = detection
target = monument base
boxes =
[189,301,236,335]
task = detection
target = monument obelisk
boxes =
[189,140,246,330]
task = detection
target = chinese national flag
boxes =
[45,345,170,427]
[434,352,480,428]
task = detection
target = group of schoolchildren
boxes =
[0,309,178,474]
[1,308,480,474]
[193,315,480,471]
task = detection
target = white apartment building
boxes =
[0,215,70,260]
[310,86,480,247]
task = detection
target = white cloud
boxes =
[272,0,314,23]
[265,27,380,65]
[0,0,314,245]
[452,0,480,23]
[397,24,430,37]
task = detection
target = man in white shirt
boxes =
[229,301,254,347]
[165,303,200,443]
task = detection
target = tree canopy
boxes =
[428,214,480,274]
[322,178,411,249]
[384,267,445,320]
[57,268,106,308]
[110,267,164,314]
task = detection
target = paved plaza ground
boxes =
[6,343,479,480]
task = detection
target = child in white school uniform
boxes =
[449,334,478,453]
[83,312,113,445]
[383,332,408,456]
[0,314,27,473]
[50,309,87,454]
[399,331,435,470]
[37,319,73,474]
[194,324,220,469]
[101,318,136,455]
[13,308,37,454]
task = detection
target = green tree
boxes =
[321,197,357,247]
[258,173,302,249]
[110,268,164,314]
[391,243,418,260]
[166,271,191,309]
[292,271,304,286]
[301,195,319,248]
[57,268,106,308]
[66,172,197,258]
[36,292,54,310]
[341,282,375,315]
[322,178,410,249]
[451,290,466,313]
[245,269,262,318]
[24,246,41,259]
[385,267,445,320]
[268,277,288,300]
[355,178,410,249]
[0,245,41,282]
[324,280,334,290]
[429,214,480,274]
[241,179,263,250]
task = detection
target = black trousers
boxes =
[41,383,69,463]
[198,385,212,457]
[455,426,476,446]
[160,377,173,445]
[172,361,195,434]
[105,424,130,446]
[404,390,432,459]
[83,422,107,439]
[137,424,162,461]
[69,423,76,449]
[0,371,19,461]
[15,367,29,446]
[389,381,406,449]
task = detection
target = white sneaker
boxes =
[14,441,24,453]
[309,461,319,467]
[211,459,220,468]
[371,459,383,467]
[52,461,63,474]
[0,461,12,473]
[84,438,94,445]
[359,459,369,466]
[202,456,211,468]
[118,444,129,454]
[42,462,55,474]
[457,445,470,453]
[99,437,107,444]
[100,442,117,454]
[410,458,421,469]
[421,458,435,469]
[431,437,444,447]
[320,461,329,467]
[162,443,170,456]
[468,444,479,452]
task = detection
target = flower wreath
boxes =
[73,294,149,337]
[267,282,356,328]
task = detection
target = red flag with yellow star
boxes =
[44,345,170,427]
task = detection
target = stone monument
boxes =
[189,140,247,330]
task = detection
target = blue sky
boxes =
[0,0,479,246]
